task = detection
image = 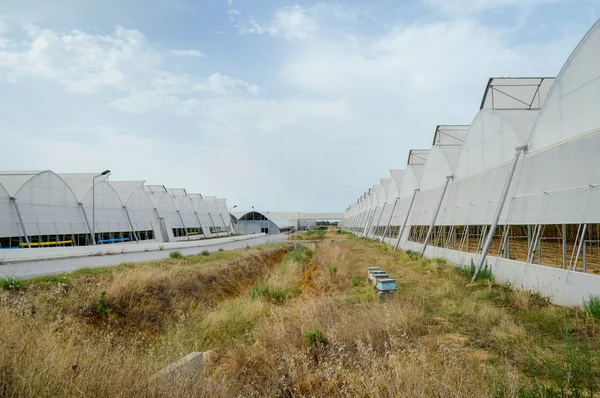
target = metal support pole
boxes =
[355,212,363,232]
[10,197,30,248]
[229,213,237,234]
[208,213,217,236]
[420,175,453,257]
[352,213,360,234]
[193,211,206,237]
[176,210,189,240]
[91,171,110,245]
[394,189,419,252]
[583,240,587,273]
[123,206,139,243]
[537,230,542,264]
[79,202,94,245]
[361,209,371,238]
[452,226,457,250]
[573,224,587,271]
[371,204,386,239]
[357,211,366,235]
[219,214,230,236]
[562,224,567,269]
[366,207,378,238]
[362,209,374,238]
[382,197,399,242]
[92,180,96,245]
[472,145,526,282]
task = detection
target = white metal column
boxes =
[420,176,453,257]
[394,189,419,252]
[472,145,526,282]
[11,197,30,248]
[382,198,399,242]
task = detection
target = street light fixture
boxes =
[92,170,111,245]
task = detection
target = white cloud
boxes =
[280,18,578,104]
[240,5,319,39]
[310,2,373,23]
[109,72,262,114]
[423,0,561,14]
[0,4,595,212]
[107,90,182,114]
[0,25,158,93]
[195,73,261,95]
[169,48,204,57]
[180,96,350,137]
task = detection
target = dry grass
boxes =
[1,234,599,397]
[0,247,286,397]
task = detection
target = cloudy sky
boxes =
[0,0,598,213]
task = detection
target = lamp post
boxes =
[92,170,111,245]
[229,204,238,234]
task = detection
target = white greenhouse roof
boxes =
[234,211,296,230]
[58,173,110,201]
[455,109,532,178]
[389,169,404,199]
[419,146,460,192]
[407,149,430,166]
[0,170,45,196]
[169,188,188,197]
[480,77,555,110]
[528,20,600,152]
[110,181,146,203]
[432,125,469,146]
[144,185,167,195]
[373,184,386,206]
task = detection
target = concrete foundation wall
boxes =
[0,233,265,264]
[361,232,600,307]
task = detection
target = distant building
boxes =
[231,211,343,235]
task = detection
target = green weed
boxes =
[406,250,420,261]
[1,277,23,291]
[96,292,112,317]
[305,329,328,347]
[584,295,600,321]
[169,250,183,259]
[201,250,210,256]
[461,260,494,282]
[248,282,299,305]
[285,247,313,264]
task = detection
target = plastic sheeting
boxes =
[528,20,600,152]
[111,181,159,234]
[0,171,88,237]
[0,182,21,239]
[216,198,233,232]
[145,185,184,241]
[81,182,130,234]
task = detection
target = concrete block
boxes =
[152,350,217,381]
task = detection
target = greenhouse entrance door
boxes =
[158,218,170,242]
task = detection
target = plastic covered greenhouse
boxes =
[0,172,234,248]
[341,19,600,306]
